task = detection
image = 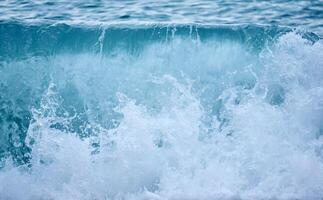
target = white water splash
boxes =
[0,32,322,200]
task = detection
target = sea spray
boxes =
[0,24,322,199]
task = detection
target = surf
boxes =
[0,23,323,199]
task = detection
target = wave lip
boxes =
[2,22,320,61]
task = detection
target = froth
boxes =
[0,32,322,200]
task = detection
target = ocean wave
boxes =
[0,23,322,199]
[2,22,321,60]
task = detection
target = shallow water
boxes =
[0,1,323,200]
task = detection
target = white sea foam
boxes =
[0,32,322,200]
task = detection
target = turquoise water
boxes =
[0,1,323,200]
[1,0,323,34]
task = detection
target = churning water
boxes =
[0,1,323,200]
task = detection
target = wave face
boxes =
[0,23,323,200]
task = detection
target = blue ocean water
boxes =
[0,1,323,200]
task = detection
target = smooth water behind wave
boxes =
[1,0,323,34]
[0,23,323,199]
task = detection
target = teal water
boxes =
[0,1,323,200]
[1,0,323,34]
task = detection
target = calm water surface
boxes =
[1,0,323,33]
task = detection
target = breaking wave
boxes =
[0,23,323,199]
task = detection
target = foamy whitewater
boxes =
[0,2,323,200]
